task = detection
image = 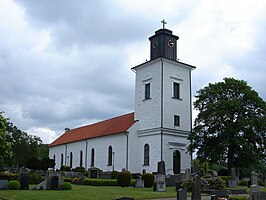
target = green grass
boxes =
[0,185,179,200]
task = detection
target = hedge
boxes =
[84,178,118,186]
[83,178,136,186]
[0,172,19,181]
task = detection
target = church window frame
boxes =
[53,155,56,169]
[144,143,150,165]
[173,82,180,99]
[108,145,113,166]
[80,150,83,167]
[70,152,73,169]
[144,83,151,100]
[61,153,64,167]
[91,148,95,167]
[174,115,180,127]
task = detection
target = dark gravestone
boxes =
[261,192,266,200]
[88,167,99,179]
[177,188,187,200]
[192,175,201,200]
[51,176,59,190]
[90,170,98,179]
[157,161,166,175]
[20,174,29,190]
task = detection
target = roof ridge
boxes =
[70,112,134,132]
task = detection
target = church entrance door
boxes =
[173,150,181,174]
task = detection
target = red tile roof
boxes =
[49,112,135,147]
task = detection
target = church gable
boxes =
[49,112,135,147]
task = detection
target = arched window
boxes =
[108,146,112,166]
[173,150,181,174]
[70,152,73,168]
[144,144,149,165]
[53,155,55,169]
[80,151,83,167]
[91,148,95,167]
[61,153,64,167]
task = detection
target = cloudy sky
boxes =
[1,0,265,144]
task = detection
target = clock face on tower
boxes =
[152,40,158,48]
[168,40,174,47]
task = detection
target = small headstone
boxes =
[135,179,144,188]
[213,171,218,176]
[192,174,201,200]
[231,168,236,180]
[0,180,8,190]
[177,188,187,200]
[250,171,258,185]
[157,161,166,175]
[20,174,29,190]
[249,184,260,200]
[155,174,166,192]
[228,180,237,188]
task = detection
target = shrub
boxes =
[181,177,194,191]
[71,177,83,185]
[131,173,141,180]
[60,165,71,172]
[229,196,248,200]
[117,171,131,187]
[84,171,89,177]
[258,179,265,186]
[8,180,21,190]
[0,172,19,181]
[141,173,155,188]
[83,178,117,186]
[61,182,72,190]
[220,176,231,186]
[207,176,226,190]
[28,171,44,184]
[111,170,118,179]
[63,177,72,182]
[73,167,85,173]
[238,180,248,186]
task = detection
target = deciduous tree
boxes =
[188,78,266,172]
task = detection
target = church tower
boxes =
[131,23,195,174]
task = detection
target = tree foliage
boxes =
[188,78,266,171]
[4,123,43,168]
[4,121,49,168]
[0,112,12,167]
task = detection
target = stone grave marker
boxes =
[38,171,64,190]
[154,161,166,192]
[192,174,201,200]
[249,184,260,200]
[228,168,237,187]
[251,171,258,185]
[135,176,144,188]
[177,188,187,200]
[88,167,100,179]
[157,161,165,175]
[20,173,29,190]
[0,180,8,190]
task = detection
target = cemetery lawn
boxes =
[0,185,180,200]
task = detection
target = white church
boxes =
[49,26,195,175]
